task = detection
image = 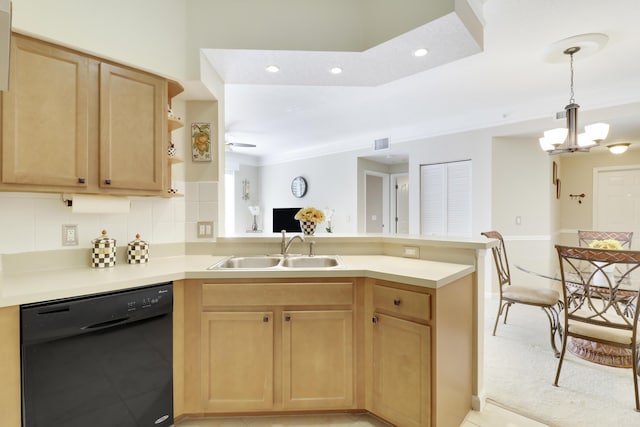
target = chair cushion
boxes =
[503,285,559,306]
[568,309,636,346]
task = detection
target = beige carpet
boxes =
[483,296,640,427]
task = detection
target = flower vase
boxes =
[593,262,615,286]
[299,220,317,236]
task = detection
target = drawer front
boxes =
[202,282,353,307]
[373,284,431,321]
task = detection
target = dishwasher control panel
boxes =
[21,282,173,344]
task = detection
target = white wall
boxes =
[0,192,185,254]
[244,128,494,237]
[404,130,493,236]
[490,136,557,293]
[492,137,553,236]
[12,0,188,80]
[259,152,358,234]
[558,150,640,240]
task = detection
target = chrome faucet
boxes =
[281,230,305,255]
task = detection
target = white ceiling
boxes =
[200,0,640,164]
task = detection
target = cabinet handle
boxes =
[263,315,269,323]
[105,179,112,185]
[393,298,401,306]
[372,316,379,324]
[78,177,85,184]
[284,314,291,321]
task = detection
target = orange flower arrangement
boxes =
[294,207,326,223]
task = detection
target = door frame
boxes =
[390,172,409,234]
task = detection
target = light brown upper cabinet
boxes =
[99,63,166,192]
[1,33,171,196]
[1,34,90,189]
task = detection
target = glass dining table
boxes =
[516,263,638,368]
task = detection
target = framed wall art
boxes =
[191,122,212,162]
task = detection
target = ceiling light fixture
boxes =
[330,67,342,74]
[413,48,428,57]
[608,143,630,155]
[265,65,280,73]
[539,46,610,155]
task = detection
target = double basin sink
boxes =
[208,254,344,270]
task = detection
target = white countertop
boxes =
[0,254,475,307]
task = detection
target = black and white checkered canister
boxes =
[127,234,149,264]
[91,230,116,268]
[299,220,317,235]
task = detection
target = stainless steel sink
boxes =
[208,255,344,270]
[280,256,342,268]
[209,255,282,269]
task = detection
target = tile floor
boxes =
[175,401,549,427]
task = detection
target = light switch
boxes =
[515,216,522,225]
[197,221,214,238]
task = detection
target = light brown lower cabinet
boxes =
[201,311,275,411]
[365,277,473,427]
[282,310,353,409]
[0,306,20,427]
[193,280,356,414]
[372,313,431,427]
[199,308,354,412]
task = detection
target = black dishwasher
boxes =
[20,282,173,427]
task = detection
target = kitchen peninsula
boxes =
[0,234,494,427]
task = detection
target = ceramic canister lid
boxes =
[92,229,116,246]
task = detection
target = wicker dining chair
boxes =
[578,230,633,249]
[554,245,640,411]
[481,231,562,357]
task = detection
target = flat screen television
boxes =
[272,207,302,233]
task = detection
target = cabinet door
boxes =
[0,306,20,427]
[201,312,274,411]
[372,313,431,427]
[99,63,166,192]
[2,35,89,188]
[282,310,353,409]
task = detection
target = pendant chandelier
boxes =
[539,45,609,155]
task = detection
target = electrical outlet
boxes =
[403,246,420,258]
[197,221,214,238]
[62,224,78,246]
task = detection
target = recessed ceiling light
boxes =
[413,48,428,57]
[265,65,280,73]
[330,67,343,74]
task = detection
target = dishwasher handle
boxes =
[83,316,130,330]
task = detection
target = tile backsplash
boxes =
[0,181,218,254]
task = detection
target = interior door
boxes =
[366,173,385,233]
[594,166,640,248]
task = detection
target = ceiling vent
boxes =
[373,138,390,151]
[555,110,567,120]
